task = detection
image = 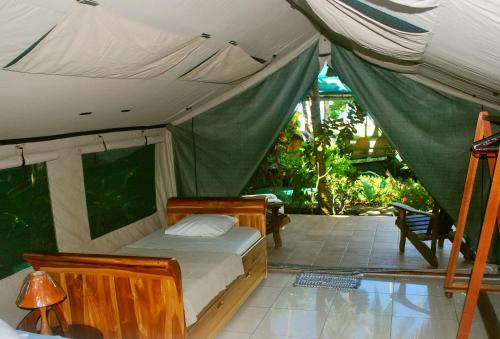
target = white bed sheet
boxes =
[124,226,261,255]
[113,247,244,327]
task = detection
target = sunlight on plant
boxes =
[244,95,434,215]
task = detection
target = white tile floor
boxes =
[217,272,498,339]
[267,215,473,271]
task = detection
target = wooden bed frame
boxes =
[23,197,267,339]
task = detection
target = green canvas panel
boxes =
[173,43,319,197]
[83,145,156,239]
[331,44,499,263]
[0,163,57,279]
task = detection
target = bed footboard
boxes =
[23,253,186,339]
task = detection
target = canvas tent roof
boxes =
[0,0,318,140]
[1,0,500,142]
[0,0,499,326]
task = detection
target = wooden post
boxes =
[457,152,500,338]
[444,112,490,292]
[442,111,500,338]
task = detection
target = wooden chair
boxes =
[266,201,291,248]
[390,202,474,267]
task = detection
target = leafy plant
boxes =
[245,98,434,214]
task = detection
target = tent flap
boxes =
[181,44,268,84]
[5,4,206,79]
[173,42,319,197]
[302,0,430,62]
[331,44,499,263]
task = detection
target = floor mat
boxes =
[293,271,363,290]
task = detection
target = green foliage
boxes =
[398,178,435,211]
[245,98,434,214]
[324,99,365,155]
[350,174,434,211]
[0,164,57,279]
[83,145,156,239]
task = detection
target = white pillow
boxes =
[0,319,22,339]
[242,193,282,203]
[164,214,237,237]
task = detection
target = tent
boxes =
[0,0,499,325]
[318,64,352,94]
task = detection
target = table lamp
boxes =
[16,271,66,335]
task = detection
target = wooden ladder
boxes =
[444,111,500,339]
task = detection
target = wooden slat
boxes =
[407,215,431,222]
[24,253,186,339]
[390,202,433,216]
[445,112,488,290]
[114,277,140,339]
[457,154,500,338]
[406,219,431,226]
[242,237,267,272]
[445,282,500,292]
[66,273,84,325]
[408,225,431,231]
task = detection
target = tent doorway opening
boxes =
[243,64,474,273]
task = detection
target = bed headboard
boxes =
[166,197,266,236]
[23,253,185,339]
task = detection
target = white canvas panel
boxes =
[0,156,22,170]
[0,151,58,170]
[155,130,177,227]
[357,0,439,35]
[306,0,431,61]
[0,0,318,139]
[0,128,173,254]
[181,44,268,84]
[47,146,92,252]
[43,129,171,252]
[5,4,206,79]
[23,151,59,165]
[0,0,73,66]
[370,0,440,9]
[421,1,500,101]
[82,214,162,254]
[78,135,164,154]
[352,48,420,73]
[174,35,320,124]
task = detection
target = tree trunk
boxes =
[323,100,330,120]
[302,101,312,134]
[309,80,332,215]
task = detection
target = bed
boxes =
[22,197,267,339]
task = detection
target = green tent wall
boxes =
[331,45,499,263]
[173,43,319,197]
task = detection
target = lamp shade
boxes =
[16,271,66,309]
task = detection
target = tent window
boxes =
[83,145,156,239]
[340,0,427,33]
[0,163,57,279]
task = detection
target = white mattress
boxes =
[124,226,261,256]
[113,247,244,327]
